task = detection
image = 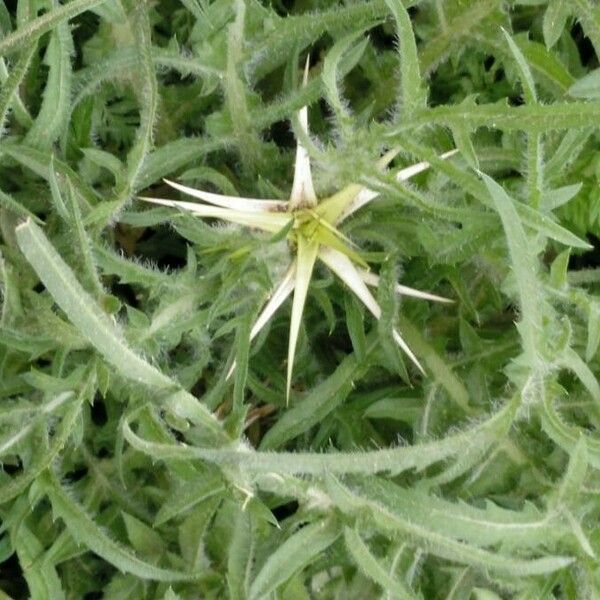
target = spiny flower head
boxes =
[140,61,455,403]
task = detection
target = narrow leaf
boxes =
[543,0,570,49]
[15,219,174,390]
[42,474,213,582]
[0,0,105,57]
[248,519,340,600]
[480,174,541,360]
[344,527,414,598]
[385,0,426,117]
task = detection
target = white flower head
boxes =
[140,60,455,403]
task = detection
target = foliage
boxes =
[1,0,600,598]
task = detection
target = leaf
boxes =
[322,29,370,127]
[122,512,165,557]
[81,148,124,181]
[543,0,570,49]
[259,331,378,449]
[0,392,83,504]
[15,219,175,390]
[0,0,106,57]
[397,315,472,414]
[154,476,225,526]
[539,383,600,470]
[397,138,591,249]
[501,28,537,104]
[346,477,563,551]
[549,250,570,289]
[0,43,35,138]
[394,101,600,134]
[344,293,367,361]
[248,519,340,600]
[14,524,66,600]
[343,527,414,598]
[42,473,213,582]
[227,508,254,600]
[327,477,573,576]
[542,183,582,211]
[559,347,600,406]
[451,123,479,169]
[0,188,41,223]
[419,0,501,75]
[569,69,600,99]
[480,173,541,360]
[556,436,587,507]
[25,22,73,149]
[123,398,517,476]
[249,0,388,80]
[571,0,600,60]
[586,303,600,362]
[385,0,426,118]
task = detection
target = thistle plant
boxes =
[3,0,600,598]
[141,63,453,399]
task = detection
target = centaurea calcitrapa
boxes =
[140,63,455,402]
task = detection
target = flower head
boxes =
[140,62,454,402]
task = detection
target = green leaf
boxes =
[571,0,600,60]
[543,0,570,49]
[248,519,340,600]
[0,392,83,504]
[344,527,414,598]
[327,477,573,576]
[397,315,472,414]
[15,219,175,390]
[14,524,66,600]
[480,173,541,360]
[385,0,426,118]
[154,476,225,526]
[25,22,73,149]
[394,101,600,134]
[0,0,106,57]
[419,0,502,75]
[549,250,570,289]
[42,473,213,582]
[556,436,587,507]
[344,293,367,361]
[398,138,590,248]
[451,122,479,169]
[502,28,537,104]
[260,332,378,449]
[122,512,165,557]
[345,477,563,551]
[586,303,600,362]
[559,347,600,406]
[0,187,41,223]
[569,69,600,99]
[322,29,370,126]
[123,398,517,476]
[227,508,254,600]
[0,43,35,137]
